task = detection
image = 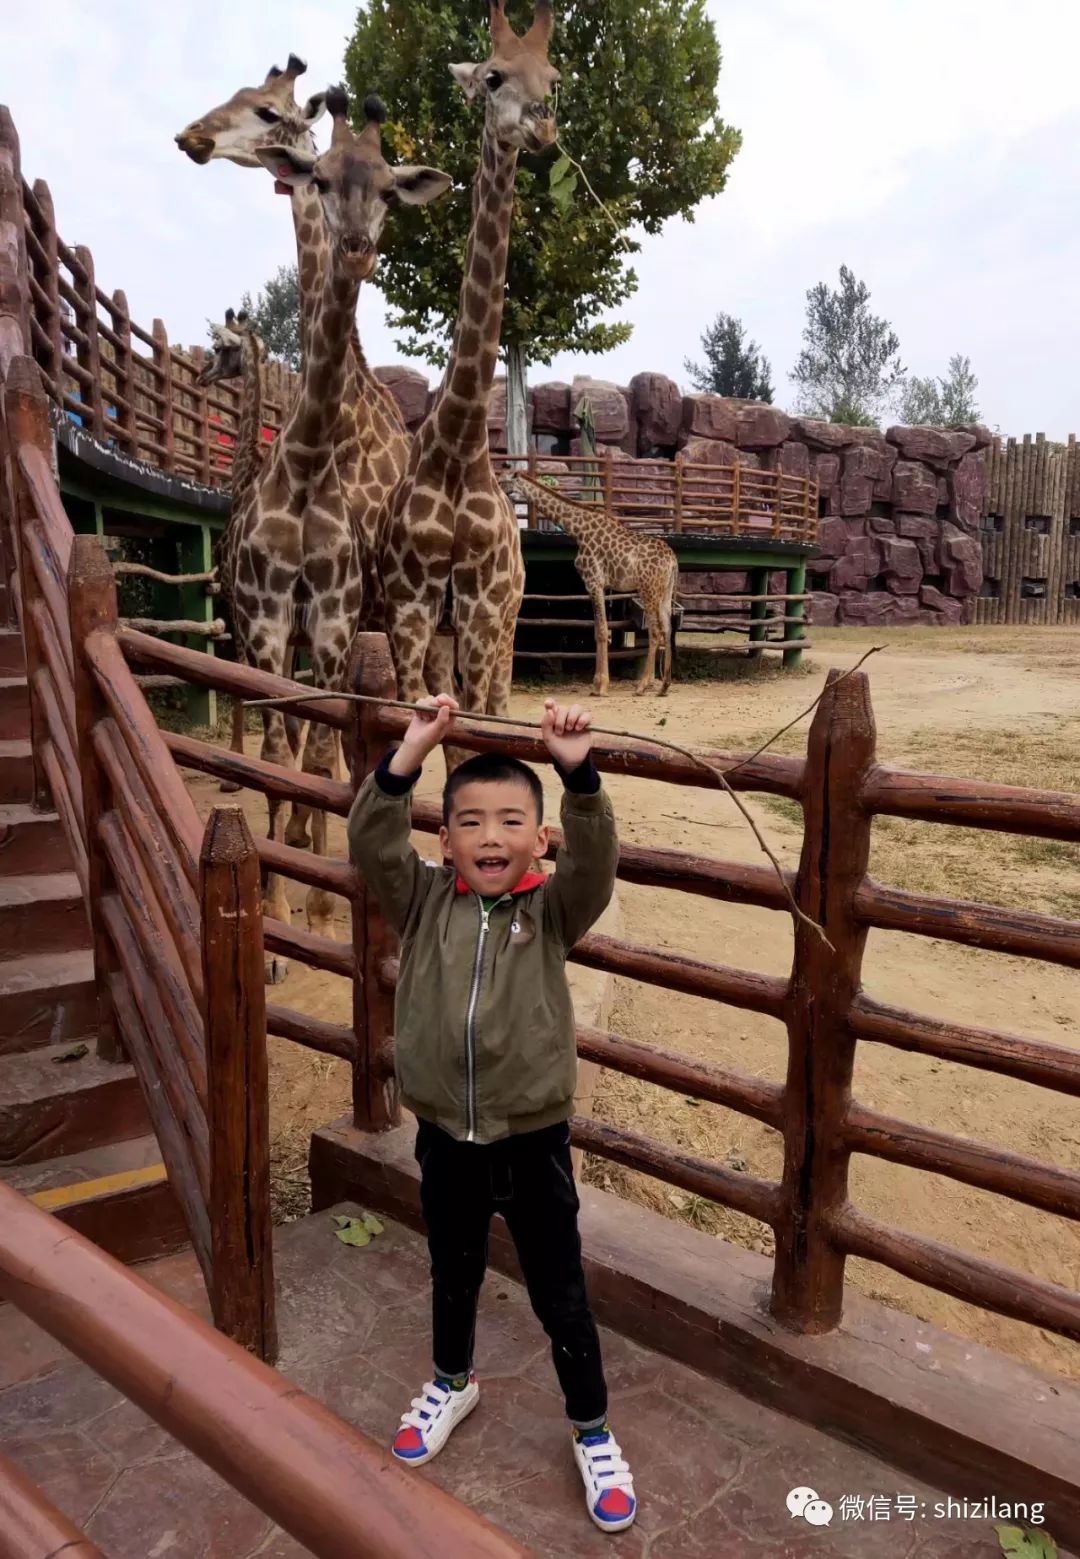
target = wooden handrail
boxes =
[0,1182,527,1559]
[0,1446,104,1559]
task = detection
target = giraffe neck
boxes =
[433,126,518,457]
[519,477,599,542]
[282,261,362,458]
[288,184,325,357]
[231,335,264,501]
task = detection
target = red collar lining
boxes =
[454,869,546,897]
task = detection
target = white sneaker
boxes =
[390,1375,479,1465]
[573,1425,637,1532]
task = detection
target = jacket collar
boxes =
[454,869,546,897]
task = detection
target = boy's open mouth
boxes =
[476,856,510,876]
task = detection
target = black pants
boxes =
[414,1116,608,1427]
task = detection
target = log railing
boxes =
[0,1181,524,1559]
[112,605,1080,1347]
[17,143,293,488]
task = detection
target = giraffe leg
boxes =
[386,590,442,709]
[299,635,352,941]
[283,642,313,849]
[239,618,295,984]
[586,581,610,696]
[455,603,502,718]
[636,605,661,694]
[659,569,676,696]
[487,619,517,716]
[218,692,245,793]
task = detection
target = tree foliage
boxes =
[684,312,772,401]
[238,264,302,371]
[898,353,980,426]
[345,0,740,367]
[790,264,904,426]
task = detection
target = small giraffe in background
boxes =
[501,471,679,696]
[198,310,273,788]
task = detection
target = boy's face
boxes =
[440,778,550,897]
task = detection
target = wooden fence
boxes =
[978,432,1080,623]
[17,149,292,488]
[495,451,818,541]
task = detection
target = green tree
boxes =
[791,264,904,426]
[684,312,773,401]
[238,264,302,371]
[346,0,740,452]
[898,353,980,426]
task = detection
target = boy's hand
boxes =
[389,695,458,776]
[541,700,593,773]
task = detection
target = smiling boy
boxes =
[347,694,637,1533]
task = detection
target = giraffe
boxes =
[176,57,417,632]
[376,0,560,722]
[500,471,679,696]
[222,90,450,981]
[197,309,270,786]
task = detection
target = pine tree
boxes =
[791,265,904,426]
[684,312,773,401]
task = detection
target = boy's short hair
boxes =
[442,753,544,826]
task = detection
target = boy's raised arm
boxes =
[540,701,619,948]
[347,696,456,936]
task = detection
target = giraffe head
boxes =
[498,469,529,502]
[197,308,261,386]
[175,54,327,168]
[255,89,451,282]
[450,0,559,152]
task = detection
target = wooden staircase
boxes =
[0,618,187,1262]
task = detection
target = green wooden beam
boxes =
[784,561,808,670]
[178,523,216,728]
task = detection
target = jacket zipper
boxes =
[464,893,507,1142]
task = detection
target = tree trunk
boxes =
[505,343,528,462]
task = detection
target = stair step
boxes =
[1,1134,189,1265]
[0,1040,148,1167]
[0,872,90,958]
[0,677,29,740]
[0,629,25,676]
[0,949,96,1053]
[0,805,72,876]
[0,739,33,803]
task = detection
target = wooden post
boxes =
[747,566,769,660]
[110,289,138,455]
[526,445,538,530]
[72,245,105,439]
[178,523,216,729]
[67,533,122,1061]
[5,357,56,808]
[30,179,63,390]
[348,632,401,1132]
[153,318,175,472]
[673,456,684,534]
[783,560,807,671]
[732,459,742,532]
[0,108,29,624]
[603,446,614,516]
[190,347,213,485]
[771,670,877,1332]
[200,805,277,1362]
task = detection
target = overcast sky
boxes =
[7,1,1080,435]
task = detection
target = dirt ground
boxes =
[182,624,1080,1383]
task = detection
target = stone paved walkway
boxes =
[0,1205,1049,1557]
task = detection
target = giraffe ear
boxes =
[254,144,316,187]
[449,62,482,100]
[392,166,453,206]
[302,91,328,127]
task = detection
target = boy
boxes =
[347,694,637,1534]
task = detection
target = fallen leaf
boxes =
[995,1526,1057,1558]
[52,1043,89,1063]
[362,1213,384,1236]
[333,1217,372,1248]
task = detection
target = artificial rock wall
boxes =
[371,365,991,626]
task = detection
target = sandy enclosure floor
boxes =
[182,624,1080,1382]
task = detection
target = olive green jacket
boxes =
[347,759,618,1143]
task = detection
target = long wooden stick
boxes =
[247,649,888,950]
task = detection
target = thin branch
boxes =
[247,649,892,951]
